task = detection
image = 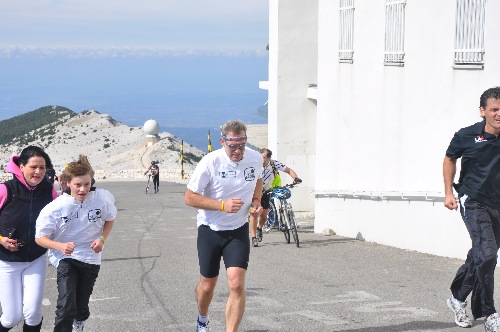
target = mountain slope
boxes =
[0,109,204,182]
[0,106,76,145]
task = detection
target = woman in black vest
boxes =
[0,146,58,332]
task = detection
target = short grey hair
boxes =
[220,120,247,137]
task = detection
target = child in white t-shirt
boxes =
[35,155,117,332]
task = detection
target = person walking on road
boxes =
[249,148,302,247]
[0,146,58,332]
[35,155,117,332]
[185,120,263,332]
[443,86,500,331]
[144,161,160,193]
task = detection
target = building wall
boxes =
[315,0,500,259]
[268,0,318,213]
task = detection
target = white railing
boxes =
[339,0,355,62]
[454,0,486,65]
[315,190,445,203]
[384,0,406,65]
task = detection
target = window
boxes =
[384,0,406,65]
[454,0,486,66]
[339,0,355,63]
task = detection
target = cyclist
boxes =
[144,161,160,193]
[249,148,302,247]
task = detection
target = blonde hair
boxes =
[65,155,95,180]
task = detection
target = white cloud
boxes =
[0,45,269,59]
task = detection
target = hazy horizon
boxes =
[0,53,269,150]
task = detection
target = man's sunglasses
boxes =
[225,143,246,151]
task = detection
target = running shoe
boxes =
[196,319,209,332]
[72,320,85,332]
[485,313,500,332]
[257,228,263,242]
[446,295,472,328]
[252,237,259,247]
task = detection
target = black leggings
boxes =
[153,175,159,189]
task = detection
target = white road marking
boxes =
[355,301,436,317]
[89,295,120,302]
[285,310,350,325]
[308,290,380,305]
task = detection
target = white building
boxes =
[261,0,500,259]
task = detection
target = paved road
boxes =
[4,181,498,331]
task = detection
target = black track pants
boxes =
[450,195,500,319]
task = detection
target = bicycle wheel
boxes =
[268,201,277,230]
[287,203,299,247]
[280,206,290,244]
[146,180,150,194]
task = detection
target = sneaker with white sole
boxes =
[485,313,500,332]
[72,320,85,332]
[447,295,472,328]
[196,319,209,332]
[252,237,259,247]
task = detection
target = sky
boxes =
[0,1,270,150]
[0,0,269,56]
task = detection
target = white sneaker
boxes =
[447,296,472,328]
[485,313,500,332]
[72,320,85,332]
[196,318,209,332]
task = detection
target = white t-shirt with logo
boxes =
[35,189,117,267]
[187,147,263,231]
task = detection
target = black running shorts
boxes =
[261,191,271,209]
[197,223,250,278]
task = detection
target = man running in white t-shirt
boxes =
[185,120,263,332]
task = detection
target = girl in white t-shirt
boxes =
[35,155,117,332]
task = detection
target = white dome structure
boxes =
[143,119,160,146]
[143,119,160,136]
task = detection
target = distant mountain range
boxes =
[0,106,204,182]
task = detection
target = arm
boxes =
[35,236,76,256]
[284,167,301,183]
[185,189,244,213]
[91,220,114,253]
[0,184,7,209]
[250,178,263,216]
[443,156,458,210]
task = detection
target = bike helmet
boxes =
[272,187,291,199]
[151,161,156,165]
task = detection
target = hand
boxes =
[60,242,76,256]
[249,201,263,216]
[223,198,244,213]
[91,239,104,253]
[1,237,19,252]
[444,194,458,210]
[294,178,302,184]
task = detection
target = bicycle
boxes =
[145,174,151,194]
[265,183,300,247]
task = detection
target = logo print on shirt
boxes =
[88,209,102,223]
[475,135,488,143]
[244,167,256,182]
[219,170,236,178]
[62,210,79,223]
